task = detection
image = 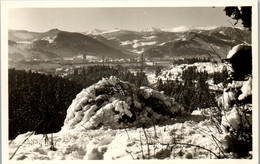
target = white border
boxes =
[1,1,258,164]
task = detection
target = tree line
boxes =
[155,66,229,113]
[67,65,149,88]
[9,69,83,139]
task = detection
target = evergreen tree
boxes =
[155,66,161,77]
[224,7,252,31]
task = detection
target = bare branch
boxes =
[227,20,245,43]
[10,132,35,160]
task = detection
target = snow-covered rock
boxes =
[226,43,252,81]
[227,43,251,59]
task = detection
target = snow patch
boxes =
[219,31,226,35]
[120,40,132,46]
[41,36,57,43]
[159,42,166,46]
[143,36,157,40]
[107,37,116,40]
[133,41,157,48]
[16,41,32,44]
[131,49,144,54]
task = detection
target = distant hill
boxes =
[8,40,60,61]
[87,34,136,55]
[8,29,132,60]
[84,26,251,60]
[8,29,41,42]
[8,26,251,61]
[146,26,251,60]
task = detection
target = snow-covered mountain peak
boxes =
[162,25,219,32]
[105,28,123,33]
[139,27,161,32]
[162,26,191,32]
[87,28,125,35]
[86,28,106,35]
[90,28,105,34]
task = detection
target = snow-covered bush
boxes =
[62,76,184,131]
[218,43,252,158]
[220,104,252,157]
[221,105,252,133]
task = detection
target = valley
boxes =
[8,26,251,78]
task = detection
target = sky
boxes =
[8,7,243,32]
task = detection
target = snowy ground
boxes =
[9,110,229,160]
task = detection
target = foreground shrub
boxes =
[62,76,184,131]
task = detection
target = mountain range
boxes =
[8,26,251,61]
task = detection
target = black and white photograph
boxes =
[1,1,258,163]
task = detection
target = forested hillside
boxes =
[9,66,148,139]
[9,69,83,139]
